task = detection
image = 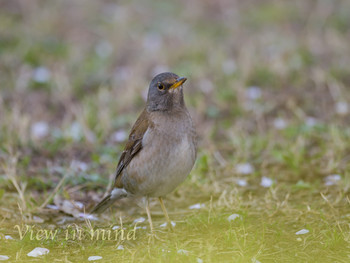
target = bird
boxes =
[91,72,197,233]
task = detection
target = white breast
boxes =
[124,122,196,197]
[152,136,195,196]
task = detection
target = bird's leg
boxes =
[145,197,154,233]
[158,197,174,231]
[145,198,165,242]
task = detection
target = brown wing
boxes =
[113,109,151,188]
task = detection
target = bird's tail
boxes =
[90,188,128,214]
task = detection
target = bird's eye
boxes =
[157,83,165,91]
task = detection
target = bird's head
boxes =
[147,72,187,112]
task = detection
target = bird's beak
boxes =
[169,77,187,90]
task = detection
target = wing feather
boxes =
[91,109,151,214]
[113,109,151,187]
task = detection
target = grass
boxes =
[1,0,350,262]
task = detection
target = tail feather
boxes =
[90,188,127,214]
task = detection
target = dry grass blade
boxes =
[1,153,27,211]
[39,169,70,210]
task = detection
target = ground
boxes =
[1,0,350,262]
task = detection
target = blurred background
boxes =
[1,0,350,262]
[1,0,349,146]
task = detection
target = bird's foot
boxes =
[147,231,165,243]
[166,222,174,232]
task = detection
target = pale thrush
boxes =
[91,72,197,232]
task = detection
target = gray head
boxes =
[147,72,187,112]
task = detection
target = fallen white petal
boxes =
[177,249,189,255]
[133,217,146,224]
[31,121,49,139]
[78,213,98,220]
[273,118,287,130]
[54,197,81,218]
[160,221,176,228]
[295,229,309,235]
[236,179,248,187]
[197,258,203,263]
[33,216,44,223]
[117,245,124,250]
[27,247,49,257]
[46,204,59,210]
[246,86,262,100]
[33,66,51,83]
[0,255,9,261]
[324,174,341,186]
[227,214,241,222]
[335,101,348,115]
[112,225,120,230]
[261,176,274,188]
[189,203,205,210]
[134,226,146,230]
[326,174,341,181]
[88,256,103,261]
[4,235,13,240]
[305,117,317,127]
[74,201,84,209]
[235,163,254,174]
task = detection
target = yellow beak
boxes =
[169,77,187,90]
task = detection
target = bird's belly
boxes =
[123,136,195,197]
